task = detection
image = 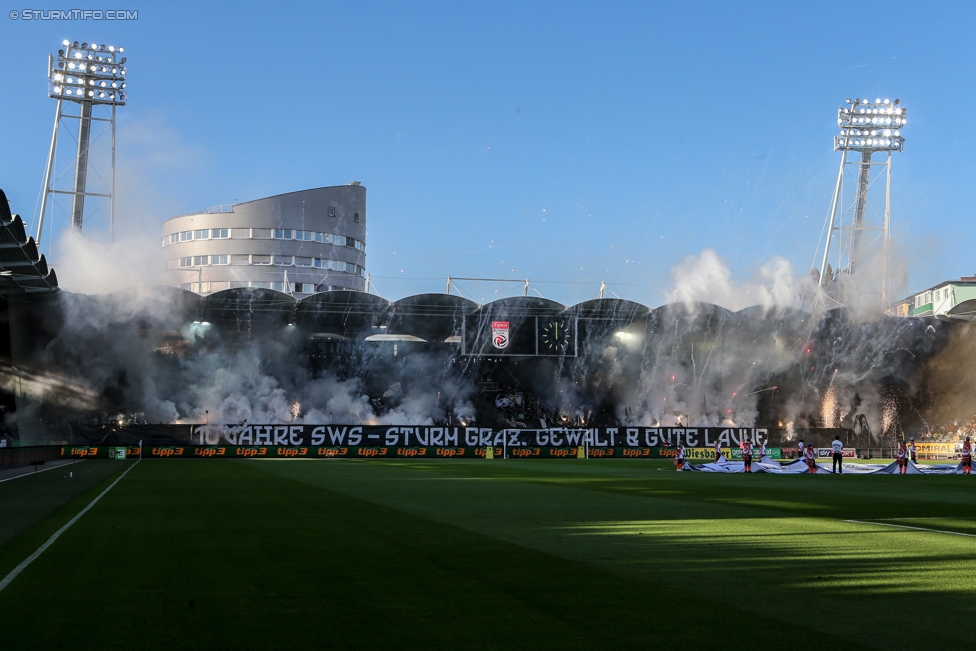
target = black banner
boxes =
[77,424,854,449]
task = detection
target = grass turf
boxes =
[1,458,975,649]
[0,459,126,549]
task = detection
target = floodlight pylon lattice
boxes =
[814,97,905,313]
[35,40,128,248]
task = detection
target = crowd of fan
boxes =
[930,414,976,444]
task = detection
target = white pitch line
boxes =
[0,460,140,594]
[845,519,976,539]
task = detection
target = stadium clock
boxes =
[540,318,572,352]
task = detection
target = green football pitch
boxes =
[1,459,975,649]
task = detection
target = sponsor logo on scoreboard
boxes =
[491,321,510,349]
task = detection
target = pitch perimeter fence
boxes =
[0,445,60,471]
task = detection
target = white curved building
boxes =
[161,184,366,296]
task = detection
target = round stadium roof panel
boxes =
[945,298,976,322]
[567,298,651,322]
[105,285,204,324]
[568,298,652,346]
[476,296,567,318]
[653,301,736,321]
[647,302,738,339]
[734,305,815,336]
[388,293,479,342]
[294,290,391,339]
[203,288,297,331]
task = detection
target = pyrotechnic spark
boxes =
[881,398,899,435]
[821,382,839,428]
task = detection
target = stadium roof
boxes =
[0,188,59,295]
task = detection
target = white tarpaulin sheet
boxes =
[685,458,969,475]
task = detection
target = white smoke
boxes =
[670,249,804,313]
[52,231,164,295]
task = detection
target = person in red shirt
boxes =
[962,437,972,475]
[741,439,753,473]
[674,443,685,471]
[896,441,908,475]
[803,445,816,474]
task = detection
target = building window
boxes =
[252,228,272,239]
[212,228,230,239]
[355,240,365,252]
[213,255,229,265]
[354,212,360,223]
[273,229,293,239]
[273,255,293,266]
[334,235,346,246]
[295,256,313,267]
[328,207,336,217]
[251,281,272,289]
[194,229,210,240]
[169,234,179,245]
[179,257,192,268]
[231,228,251,239]
[252,255,271,265]
[180,231,192,242]
[210,281,230,292]
[231,254,250,265]
[193,255,209,266]
[229,280,249,289]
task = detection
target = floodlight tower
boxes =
[35,40,128,246]
[816,97,906,313]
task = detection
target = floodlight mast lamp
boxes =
[35,40,128,246]
[818,97,906,313]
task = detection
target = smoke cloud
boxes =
[7,234,974,447]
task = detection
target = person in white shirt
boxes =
[797,439,805,461]
[674,443,685,471]
[831,435,844,474]
[714,440,723,463]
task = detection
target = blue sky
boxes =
[2,1,974,304]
